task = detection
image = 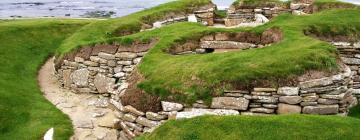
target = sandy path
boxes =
[38,58,119,140]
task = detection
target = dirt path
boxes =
[38,58,119,140]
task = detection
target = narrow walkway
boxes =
[38,57,118,140]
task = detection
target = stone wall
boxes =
[170,28,283,55]
[112,64,357,139]
[145,4,215,31]
[224,1,317,27]
[56,42,154,97]
[55,38,359,140]
[332,42,360,99]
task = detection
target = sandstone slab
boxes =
[211,97,249,110]
[302,105,339,115]
[279,96,302,104]
[136,117,158,128]
[277,87,299,96]
[70,68,89,87]
[277,103,301,114]
[94,74,115,94]
[176,108,239,119]
[161,101,183,111]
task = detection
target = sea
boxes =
[0,0,358,19]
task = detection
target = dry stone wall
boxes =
[333,42,360,100]
[170,29,283,55]
[113,65,357,139]
[55,38,359,140]
[56,43,153,97]
[145,4,215,31]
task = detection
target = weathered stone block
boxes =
[136,117,158,128]
[124,105,145,116]
[161,101,183,111]
[176,108,239,119]
[251,92,272,96]
[279,96,302,104]
[70,68,89,87]
[123,114,136,122]
[116,52,137,60]
[133,58,142,64]
[84,61,99,67]
[302,105,339,115]
[146,112,167,121]
[302,95,319,102]
[215,33,230,41]
[117,61,132,65]
[262,104,278,109]
[250,108,274,114]
[98,52,115,60]
[94,74,115,94]
[299,77,333,89]
[107,60,116,67]
[341,57,360,65]
[74,57,85,63]
[62,69,72,87]
[277,103,301,114]
[253,96,278,104]
[90,56,101,63]
[200,41,254,50]
[318,98,339,105]
[300,102,318,106]
[254,88,277,92]
[211,97,249,110]
[277,87,299,96]
[114,66,123,73]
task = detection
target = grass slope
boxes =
[54,0,360,103]
[138,114,360,140]
[114,8,359,103]
[0,19,90,140]
[56,0,212,56]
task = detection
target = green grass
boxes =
[349,104,360,118]
[54,1,360,103]
[56,0,212,57]
[0,19,90,140]
[137,114,360,140]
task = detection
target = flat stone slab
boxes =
[201,41,255,49]
[176,108,239,119]
[211,97,249,110]
[302,105,339,115]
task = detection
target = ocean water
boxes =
[0,0,358,18]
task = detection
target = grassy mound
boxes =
[56,0,212,56]
[54,0,359,103]
[0,19,90,140]
[137,114,360,140]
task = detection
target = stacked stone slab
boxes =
[290,1,312,15]
[193,7,215,26]
[299,66,355,115]
[148,4,215,30]
[225,4,288,27]
[333,42,360,100]
[55,39,359,139]
[173,30,283,55]
[56,44,150,98]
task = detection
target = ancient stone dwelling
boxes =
[53,1,359,140]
